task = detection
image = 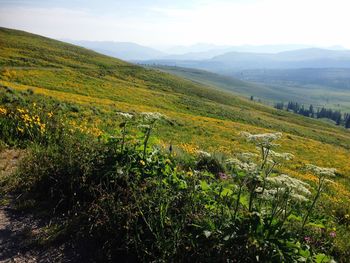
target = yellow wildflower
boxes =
[17,127,24,133]
[48,112,53,118]
[0,107,7,115]
[21,113,32,123]
[140,160,146,166]
[186,171,193,177]
[35,115,40,123]
[180,143,199,154]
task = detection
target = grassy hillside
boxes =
[147,65,269,98]
[149,65,311,104]
[230,68,350,111]
[152,65,350,112]
[1,26,350,202]
[2,27,350,261]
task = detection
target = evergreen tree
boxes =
[275,102,284,110]
[345,115,350,128]
[309,105,314,118]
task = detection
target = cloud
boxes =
[0,0,350,47]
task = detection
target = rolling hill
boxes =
[148,65,323,103]
[149,65,350,111]
[139,48,350,110]
[1,26,350,203]
[64,40,166,61]
[147,65,265,97]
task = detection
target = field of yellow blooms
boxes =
[1,27,350,209]
[2,78,350,206]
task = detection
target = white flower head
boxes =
[241,132,282,147]
[255,187,263,193]
[267,174,311,195]
[116,112,134,119]
[140,112,165,122]
[260,189,278,201]
[265,174,311,203]
[306,164,337,177]
[197,150,211,158]
[226,158,258,174]
[269,150,294,161]
[291,193,309,203]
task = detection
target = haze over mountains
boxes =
[63,39,350,111]
[64,40,347,63]
[141,48,350,72]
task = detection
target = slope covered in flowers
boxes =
[1,27,350,194]
[1,27,350,260]
[0,92,349,261]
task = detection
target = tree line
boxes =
[274,101,350,128]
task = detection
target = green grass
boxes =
[1,26,350,203]
[0,96,345,261]
[149,65,290,103]
[153,65,350,112]
[1,26,350,262]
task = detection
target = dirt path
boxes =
[0,149,37,262]
[0,195,78,262]
[0,199,43,262]
[0,149,79,262]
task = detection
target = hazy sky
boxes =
[1,0,350,48]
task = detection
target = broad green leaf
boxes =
[220,188,233,197]
[200,180,210,191]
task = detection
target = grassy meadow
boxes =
[152,65,350,112]
[1,27,350,261]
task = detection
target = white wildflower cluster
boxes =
[197,150,211,158]
[269,150,294,161]
[291,193,309,203]
[140,112,165,121]
[116,111,134,119]
[256,188,279,201]
[267,150,294,164]
[241,132,282,147]
[238,152,258,162]
[226,158,258,174]
[264,174,311,202]
[267,174,311,195]
[306,164,337,177]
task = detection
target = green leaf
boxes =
[307,222,325,229]
[178,180,188,189]
[200,180,210,191]
[314,253,331,263]
[299,248,310,259]
[220,187,233,197]
[287,214,302,222]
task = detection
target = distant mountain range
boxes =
[140,48,350,73]
[162,44,318,56]
[62,40,348,64]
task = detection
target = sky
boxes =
[1,0,350,48]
